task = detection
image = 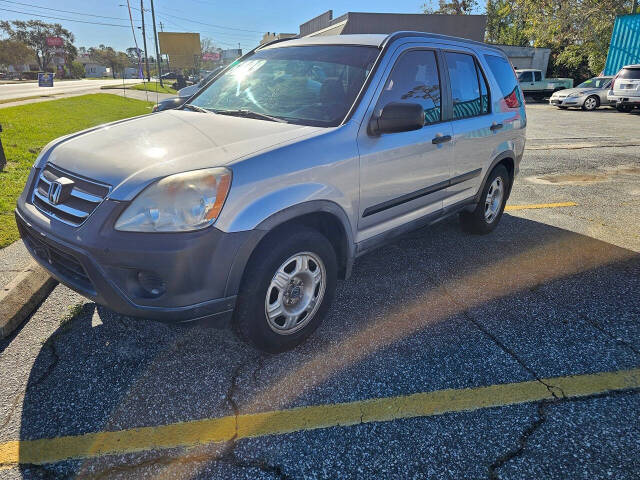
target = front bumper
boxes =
[549,96,581,107]
[16,182,262,326]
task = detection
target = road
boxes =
[0,79,140,102]
[1,104,639,479]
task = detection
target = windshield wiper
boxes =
[212,109,288,123]
[182,103,211,114]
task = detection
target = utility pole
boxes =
[140,0,151,81]
[149,0,163,86]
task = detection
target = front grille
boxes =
[21,227,95,294]
[32,163,111,226]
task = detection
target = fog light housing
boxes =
[137,270,166,297]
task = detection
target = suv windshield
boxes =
[578,77,611,88]
[191,45,379,126]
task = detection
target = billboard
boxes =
[158,32,201,69]
[202,52,220,61]
[46,37,63,47]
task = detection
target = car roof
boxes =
[259,32,503,53]
[260,34,388,49]
[622,64,640,69]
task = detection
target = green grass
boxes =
[101,82,177,95]
[0,93,153,248]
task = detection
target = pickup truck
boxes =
[516,69,573,101]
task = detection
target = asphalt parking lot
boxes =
[1,102,639,479]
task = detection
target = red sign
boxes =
[46,37,64,47]
[202,52,220,61]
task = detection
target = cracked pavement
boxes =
[0,104,639,479]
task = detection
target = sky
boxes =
[0,0,484,52]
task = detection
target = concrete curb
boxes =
[0,261,58,338]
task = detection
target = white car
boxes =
[608,64,640,112]
[549,76,614,110]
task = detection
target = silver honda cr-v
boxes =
[16,32,526,352]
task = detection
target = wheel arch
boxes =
[474,151,516,205]
[224,200,355,297]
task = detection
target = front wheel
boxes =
[234,227,337,352]
[582,95,599,111]
[616,104,634,113]
[460,165,510,235]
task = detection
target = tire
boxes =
[460,165,510,235]
[582,95,599,111]
[558,106,568,110]
[234,227,337,353]
[616,104,633,113]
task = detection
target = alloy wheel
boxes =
[484,176,504,223]
[265,252,326,335]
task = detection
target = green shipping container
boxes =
[604,14,640,75]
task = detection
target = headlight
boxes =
[115,167,232,232]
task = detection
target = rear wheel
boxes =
[234,227,337,352]
[460,165,510,235]
[616,104,634,113]
[582,95,599,111]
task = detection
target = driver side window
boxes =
[375,50,442,126]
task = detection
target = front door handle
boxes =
[490,122,503,131]
[432,134,451,145]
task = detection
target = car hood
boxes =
[554,87,599,96]
[178,84,199,98]
[44,110,325,201]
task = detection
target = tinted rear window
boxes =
[484,54,521,108]
[619,68,640,80]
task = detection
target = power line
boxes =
[0,7,131,27]
[155,10,266,33]
[0,0,128,21]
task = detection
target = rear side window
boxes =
[444,52,487,119]
[375,50,442,125]
[619,68,640,80]
[534,71,542,81]
[485,54,521,108]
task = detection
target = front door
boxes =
[357,47,453,242]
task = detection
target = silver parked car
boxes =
[549,76,614,110]
[16,32,526,352]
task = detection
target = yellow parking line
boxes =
[505,201,578,211]
[1,368,639,467]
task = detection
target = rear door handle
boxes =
[490,122,503,131]
[432,134,451,145]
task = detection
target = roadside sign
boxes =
[202,52,220,61]
[38,72,54,87]
[46,37,64,47]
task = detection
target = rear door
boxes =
[441,49,496,207]
[356,46,453,240]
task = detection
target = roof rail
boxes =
[256,36,300,50]
[381,31,503,53]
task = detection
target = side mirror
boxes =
[368,102,424,136]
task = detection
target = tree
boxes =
[0,20,77,70]
[0,39,34,71]
[89,45,129,78]
[485,0,529,46]
[485,0,633,81]
[70,60,85,79]
[423,0,478,14]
